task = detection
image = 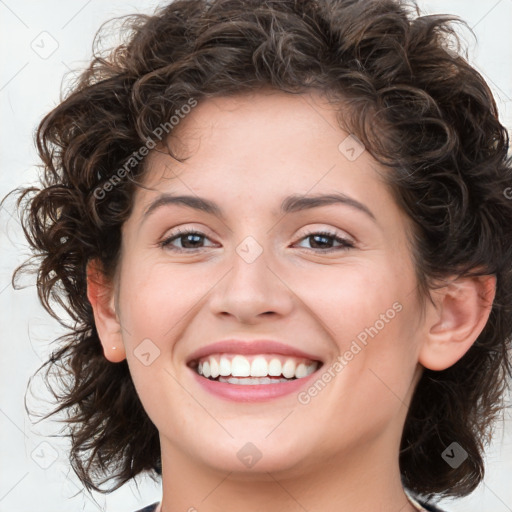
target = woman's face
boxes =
[112,90,425,476]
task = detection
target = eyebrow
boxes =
[141,192,377,224]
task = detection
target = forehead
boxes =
[138,90,380,188]
[128,90,404,230]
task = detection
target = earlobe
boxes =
[86,259,126,363]
[418,273,496,371]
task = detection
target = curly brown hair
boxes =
[4,0,512,502]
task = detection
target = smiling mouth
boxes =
[190,353,323,385]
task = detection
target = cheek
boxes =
[294,260,404,346]
[306,256,418,388]
[117,259,207,344]
[116,258,200,423]
[338,290,421,415]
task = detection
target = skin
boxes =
[87,89,496,512]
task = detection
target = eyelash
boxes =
[158,228,355,253]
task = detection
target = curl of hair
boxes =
[5,0,512,501]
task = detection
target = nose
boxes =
[208,239,294,325]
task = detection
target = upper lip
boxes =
[186,339,324,366]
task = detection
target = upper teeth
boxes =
[196,354,319,379]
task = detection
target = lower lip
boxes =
[188,367,321,402]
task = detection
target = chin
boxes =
[194,439,311,477]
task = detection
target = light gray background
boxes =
[1,1,511,511]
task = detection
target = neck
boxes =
[157,429,416,512]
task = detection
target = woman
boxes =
[8,0,512,510]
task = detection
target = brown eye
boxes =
[295,230,355,252]
[159,229,216,252]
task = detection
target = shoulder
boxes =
[405,489,450,512]
[416,498,450,512]
[133,503,159,512]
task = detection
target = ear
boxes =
[418,273,496,371]
[86,259,126,363]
